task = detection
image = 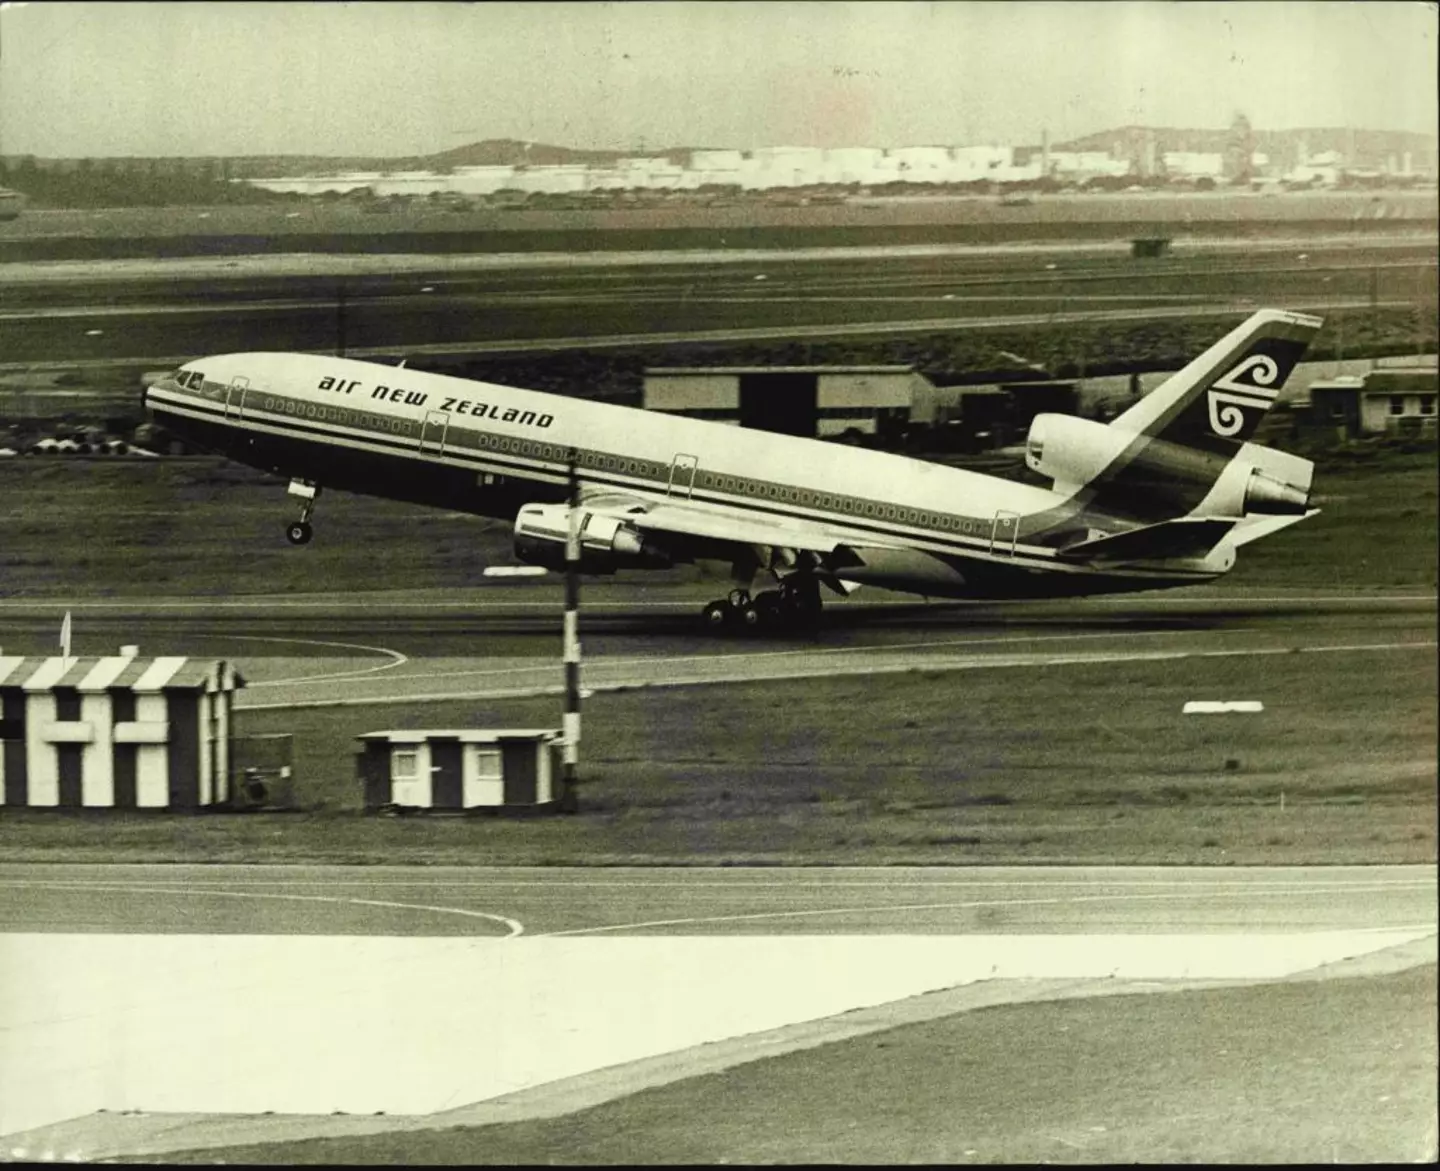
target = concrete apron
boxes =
[3,928,1434,1161]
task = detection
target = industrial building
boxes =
[927,380,1081,451]
[643,365,930,440]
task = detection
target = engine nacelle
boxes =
[1200,453,1313,516]
[512,503,672,573]
[1025,413,1133,490]
[1026,414,1310,515]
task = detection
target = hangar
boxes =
[642,365,930,440]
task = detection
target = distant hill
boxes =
[9,128,1437,183]
[223,139,691,179]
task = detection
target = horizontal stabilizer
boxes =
[1057,517,1238,563]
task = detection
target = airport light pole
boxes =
[560,447,581,812]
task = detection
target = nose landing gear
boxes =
[285,479,321,545]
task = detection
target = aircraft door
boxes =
[420,410,449,455]
[989,510,1020,556]
[668,453,699,498]
[223,376,249,419]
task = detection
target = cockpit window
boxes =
[182,371,205,389]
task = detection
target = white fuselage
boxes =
[144,352,1228,599]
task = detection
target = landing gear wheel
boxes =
[753,591,784,629]
[701,589,760,634]
[286,521,313,546]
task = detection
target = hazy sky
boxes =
[1,1,1435,158]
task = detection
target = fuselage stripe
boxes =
[146,387,1207,582]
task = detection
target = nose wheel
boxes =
[285,479,320,545]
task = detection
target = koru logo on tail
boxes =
[1206,353,1280,437]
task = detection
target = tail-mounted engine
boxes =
[513,503,672,573]
[1025,413,1310,516]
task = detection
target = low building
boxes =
[0,655,243,809]
[356,729,561,812]
[643,365,930,439]
[1306,368,1438,438]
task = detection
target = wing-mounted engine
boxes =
[512,502,673,573]
[1026,413,1310,516]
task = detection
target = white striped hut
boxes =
[0,655,244,809]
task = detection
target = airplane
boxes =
[142,308,1322,633]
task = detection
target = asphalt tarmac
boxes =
[1,862,1433,939]
[1,863,1434,1157]
[0,587,1432,707]
[1,235,1433,368]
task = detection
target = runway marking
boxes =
[319,627,1208,688]
[237,637,1438,710]
[535,885,1439,937]
[3,882,524,937]
[229,635,409,687]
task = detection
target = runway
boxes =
[1,863,1434,1157]
[1,233,1432,368]
[2,863,1434,938]
[0,587,1432,707]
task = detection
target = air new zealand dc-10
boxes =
[144,308,1321,633]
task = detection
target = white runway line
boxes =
[231,635,409,687]
[236,636,1438,710]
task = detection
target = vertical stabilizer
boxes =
[1112,308,1324,449]
[1068,309,1323,520]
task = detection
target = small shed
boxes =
[357,729,562,812]
[1307,369,1438,438]
[0,655,243,808]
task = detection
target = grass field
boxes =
[0,449,1435,599]
[141,960,1438,1165]
[4,643,1433,866]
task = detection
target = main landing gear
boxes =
[701,577,822,635]
[285,479,321,545]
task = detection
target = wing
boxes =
[578,491,893,581]
[581,492,854,553]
